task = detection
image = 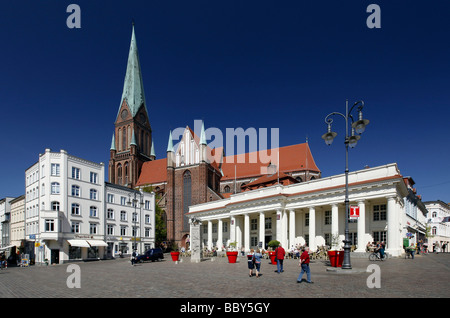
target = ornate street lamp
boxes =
[321,100,369,269]
[128,190,144,254]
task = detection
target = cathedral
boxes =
[109,26,321,248]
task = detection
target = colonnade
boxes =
[200,196,403,256]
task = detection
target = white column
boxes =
[386,196,402,256]
[207,220,212,250]
[244,213,250,252]
[309,206,316,252]
[355,200,366,252]
[229,216,236,247]
[218,218,223,251]
[331,204,339,248]
[289,209,296,249]
[236,217,242,250]
[283,209,288,248]
[276,209,283,243]
[259,212,265,250]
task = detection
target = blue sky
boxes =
[1,0,449,202]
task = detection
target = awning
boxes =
[86,240,108,247]
[67,239,90,248]
[0,245,15,251]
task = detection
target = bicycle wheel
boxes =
[369,253,377,261]
[382,253,388,260]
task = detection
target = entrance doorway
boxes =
[51,249,59,264]
[265,236,272,250]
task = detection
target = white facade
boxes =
[189,163,419,257]
[425,200,450,252]
[104,182,156,257]
[10,195,25,249]
[24,149,155,264]
[0,197,14,249]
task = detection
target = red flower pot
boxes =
[268,251,277,265]
[328,250,344,267]
[226,251,238,263]
[170,251,180,262]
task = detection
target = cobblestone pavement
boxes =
[0,253,448,299]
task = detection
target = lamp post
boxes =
[128,190,144,254]
[321,100,369,269]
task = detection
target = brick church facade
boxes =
[109,26,321,248]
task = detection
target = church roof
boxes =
[136,158,167,186]
[135,142,320,187]
[220,143,320,181]
[116,25,148,120]
[241,171,298,190]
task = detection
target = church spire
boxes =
[117,24,147,120]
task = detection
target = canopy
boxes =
[86,240,108,247]
[67,239,90,248]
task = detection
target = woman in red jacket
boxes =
[297,247,313,284]
[275,244,285,274]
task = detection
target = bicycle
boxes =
[369,251,388,261]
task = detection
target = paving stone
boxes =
[0,253,448,299]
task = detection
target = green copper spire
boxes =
[130,130,137,146]
[167,130,174,152]
[150,139,156,157]
[117,24,148,120]
[110,133,116,150]
[200,121,207,145]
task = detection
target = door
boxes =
[51,249,59,264]
[265,236,272,250]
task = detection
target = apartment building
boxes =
[24,149,155,264]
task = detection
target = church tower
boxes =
[109,24,152,189]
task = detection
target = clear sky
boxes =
[1,0,449,203]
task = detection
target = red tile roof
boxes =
[135,143,320,186]
[220,143,319,181]
[241,172,298,190]
[136,158,167,186]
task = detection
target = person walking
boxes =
[274,243,285,274]
[253,249,263,278]
[131,250,136,266]
[297,247,313,284]
[247,249,255,277]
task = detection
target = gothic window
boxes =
[117,164,122,185]
[124,162,129,184]
[122,126,127,150]
[127,126,131,149]
[118,128,122,151]
[183,170,191,231]
[141,130,145,154]
[224,185,231,193]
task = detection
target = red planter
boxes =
[268,251,277,265]
[328,250,344,267]
[226,251,238,263]
[170,251,180,262]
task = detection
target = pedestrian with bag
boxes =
[297,247,313,284]
[274,243,285,274]
[247,249,255,277]
[253,249,263,278]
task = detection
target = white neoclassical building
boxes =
[188,163,424,257]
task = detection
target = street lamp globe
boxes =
[321,124,337,146]
[352,111,370,134]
